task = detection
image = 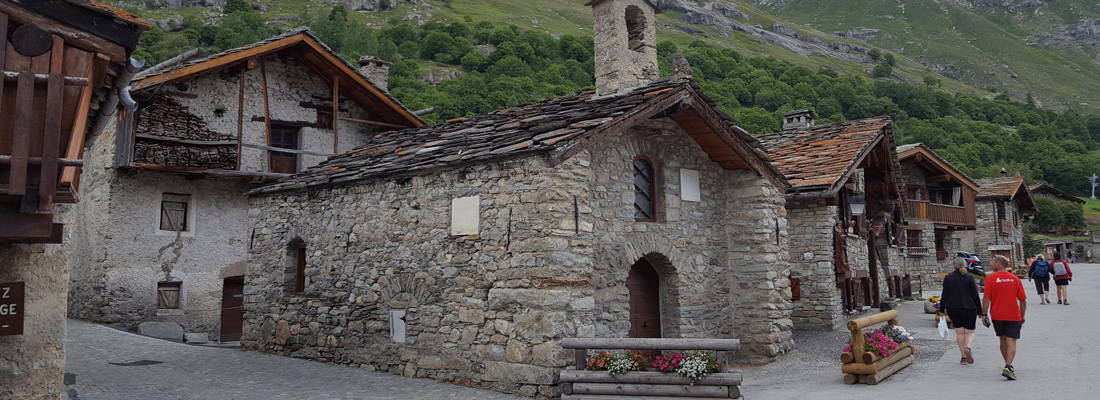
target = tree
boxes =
[883,53,896,66]
[1032,198,1065,232]
[872,63,893,78]
[868,48,882,61]
[224,0,251,14]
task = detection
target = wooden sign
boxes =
[0,282,25,336]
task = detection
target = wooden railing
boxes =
[560,338,743,399]
[905,246,931,257]
[904,200,975,227]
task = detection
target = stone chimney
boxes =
[782,109,817,130]
[1001,168,1008,177]
[588,0,660,96]
[357,56,391,92]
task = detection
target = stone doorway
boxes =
[627,258,662,338]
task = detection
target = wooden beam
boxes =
[4,223,64,244]
[559,338,740,351]
[0,14,8,68]
[38,36,66,211]
[131,34,308,90]
[236,63,245,170]
[259,57,272,152]
[0,155,83,167]
[338,117,412,130]
[129,163,292,179]
[0,2,129,63]
[1,71,88,86]
[8,73,35,195]
[112,108,135,168]
[61,54,102,186]
[0,212,54,239]
[332,76,339,154]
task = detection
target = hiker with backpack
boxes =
[1051,253,1074,305]
[1027,255,1052,304]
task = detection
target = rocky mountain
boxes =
[109,0,1100,110]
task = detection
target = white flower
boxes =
[675,354,711,384]
[608,355,639,376]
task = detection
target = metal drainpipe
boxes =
[88,57,145,136]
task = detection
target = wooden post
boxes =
[62,54,103,186]
[236,63,245,170]
[849,323,865,364]
[259,57,272,165]
[8,73,35,195]
[37,36,65,211]
[574,348,587,369]
[332,75,339,154]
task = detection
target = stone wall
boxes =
[242,120,793,397]
[0,242,71,400]
[66,53,389,338]
[787,203,840,329]
[975,200,1026,267]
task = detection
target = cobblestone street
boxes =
[64,320,522,400]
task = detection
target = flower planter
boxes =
[839,310,915,386]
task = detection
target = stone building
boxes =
[974,176,1037,268]
[896,144,978,290]
[0,2,148,399]
[65,29,422,342]
[242,1,795,396]
[759,114,905,330]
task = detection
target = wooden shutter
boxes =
[157,282,181,309]
[633,158,656,221]
[160,194,189,231]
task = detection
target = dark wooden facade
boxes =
[0,0,147,241]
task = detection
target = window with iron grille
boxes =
[633,157,657,221]
[160,193,190,232]
[157,281,182,309]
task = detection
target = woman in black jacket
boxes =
[940,258,983,365]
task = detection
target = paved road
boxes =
[742,263,1100,399]
[65,320,522,400]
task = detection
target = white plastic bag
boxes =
[937,315,949,338]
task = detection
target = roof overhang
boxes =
[131,32,423,128]
[898,144,979,192]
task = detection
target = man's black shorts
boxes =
[993,320,1022,339]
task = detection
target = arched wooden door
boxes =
[627,259,661,338]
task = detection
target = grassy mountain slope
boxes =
[750,0,1100,110]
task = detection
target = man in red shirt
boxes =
[981,255,1027,380]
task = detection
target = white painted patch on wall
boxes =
[450,195,480,235]
[680,169,700,202]
[389,309,406,343]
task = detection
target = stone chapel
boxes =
[241,0,796,397]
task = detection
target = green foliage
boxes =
[872,63,893,78]
[1032,198,1086,232]
[223,0,251,14]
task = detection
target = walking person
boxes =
[1050,253,1073,305]
[940,258,982,365]
[1027,255,1052,304]
[980,255,1027,381]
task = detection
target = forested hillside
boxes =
[116,0,1100,199]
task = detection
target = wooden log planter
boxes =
[839,310,915,385]
[560,338,743,399]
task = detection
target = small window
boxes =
[390,309,407,343]
[996,201,1006,220]
[906,230,922,247]
[625,6,647,52]
[633,157,656,221]
[160,193,190,232]
[269,125,299,174]
[294,245,306,294]
[157,281,181,309]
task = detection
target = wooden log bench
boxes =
[839,310,915,385]
[560,338,743,399]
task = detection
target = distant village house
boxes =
[974,176,1037,268]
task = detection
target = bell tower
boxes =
[588,0,660,96]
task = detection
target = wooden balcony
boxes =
[905,246,931,257]
[904,200,976,228]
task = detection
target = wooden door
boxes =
[220,277,244,342]
[627,259,661,338]
[991,250,1011,269]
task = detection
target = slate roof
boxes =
[1029,184,1085,204]
[250,77,785,195]
[977,176,1037,211]
[758,117,892,193]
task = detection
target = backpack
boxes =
[1032,261,1050,279]
[1052,260,1068,276]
